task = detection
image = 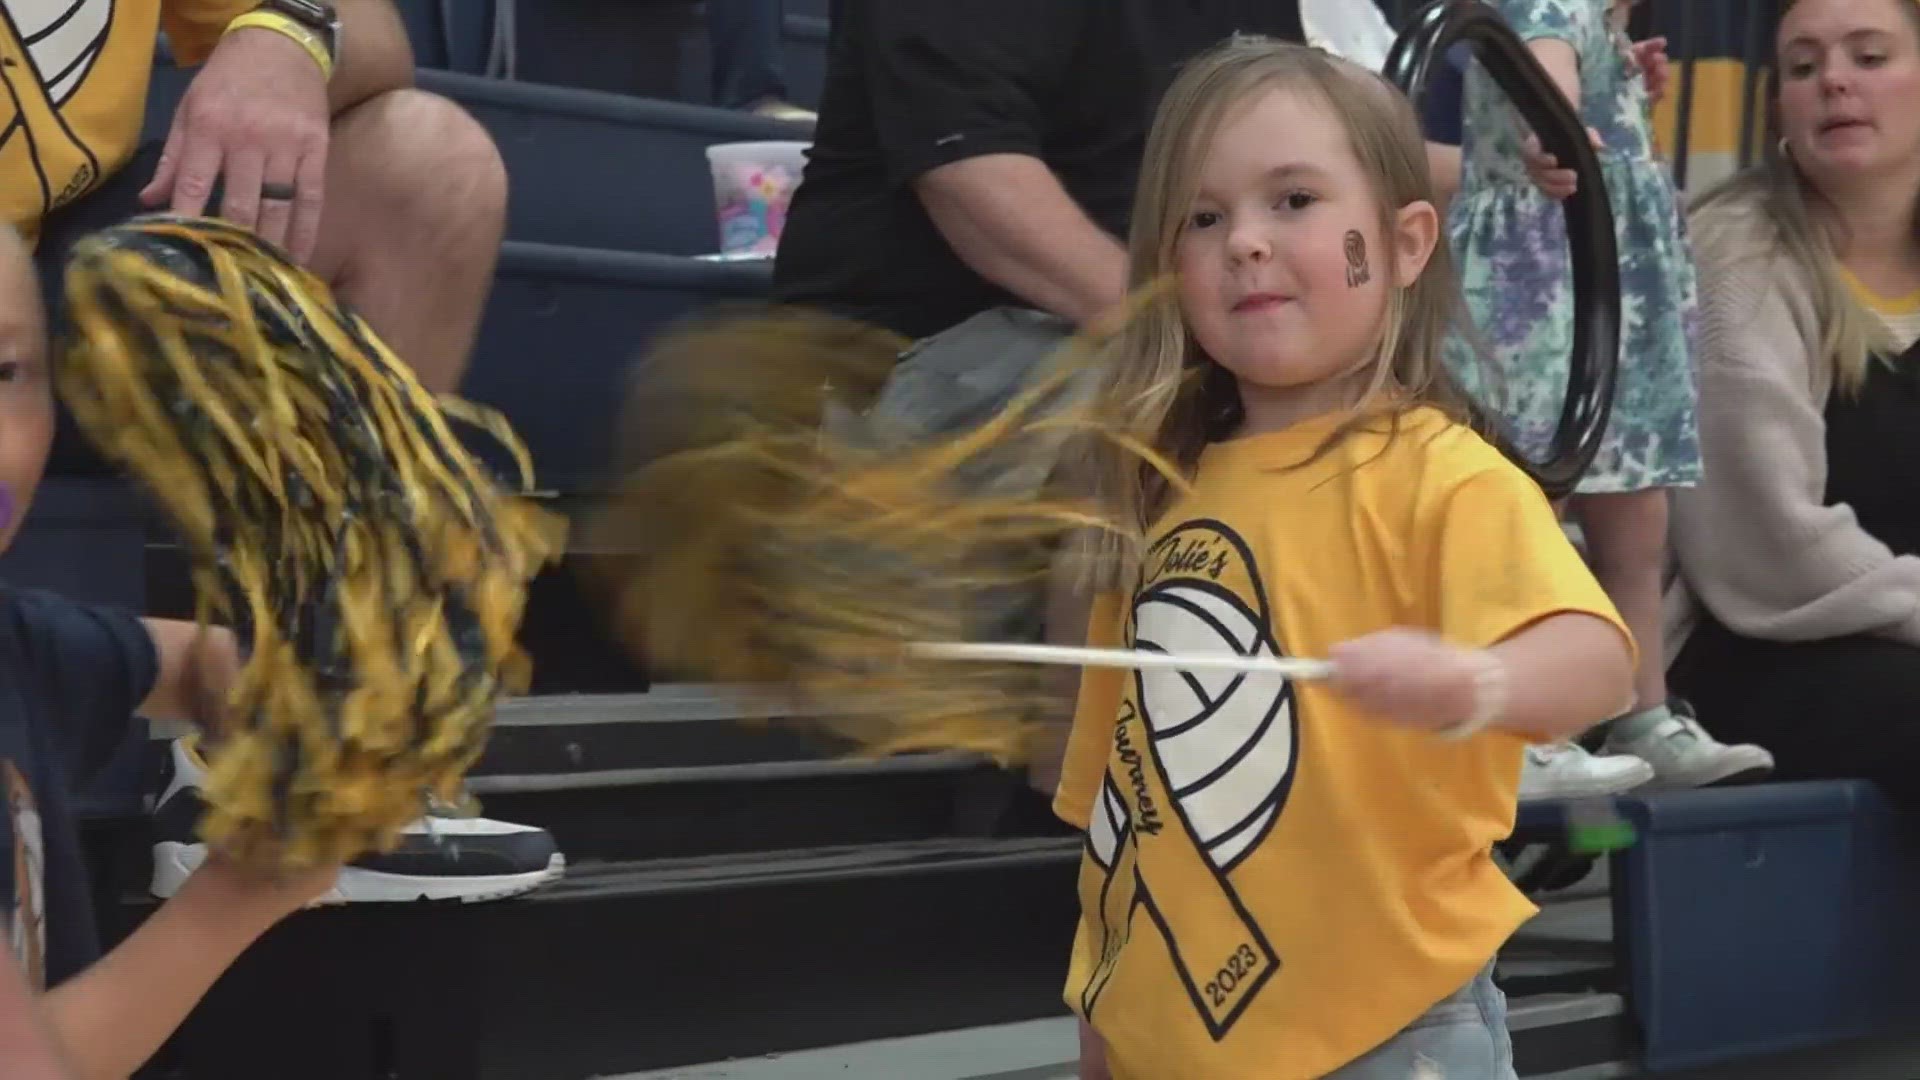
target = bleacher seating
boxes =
[418,69,808,255]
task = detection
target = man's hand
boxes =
[140,27,331,262]
[1632,37,1672,106]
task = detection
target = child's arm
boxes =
[1486,613,1635,738]
[0,943,75,1080]
[1528,38,1584,118]
[41,858,334,1080]
[1330,615,1634,742]
[134,619,240,734]
[1424,142,1462,207]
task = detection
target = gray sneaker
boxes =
[1601,702,1774,790]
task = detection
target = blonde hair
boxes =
[1080,37,1478,589]
[1691,0,1920,395]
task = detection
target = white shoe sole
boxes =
[1517,758,1656,802]
[1636,747,1777,791]
[153,842,567,904]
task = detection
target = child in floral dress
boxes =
[1448,0,1774,797]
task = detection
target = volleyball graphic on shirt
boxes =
[1132,539,1299,873]
[17,0,111,105]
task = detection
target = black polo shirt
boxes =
[772,0,1306,342]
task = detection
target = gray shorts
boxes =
[849,306,1082,644]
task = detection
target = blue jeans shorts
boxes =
[1324,962,1516,1079]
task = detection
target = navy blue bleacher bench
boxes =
[464,245,773,492]
[416,69,809,256]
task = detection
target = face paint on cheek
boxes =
[1344,230,1371,289]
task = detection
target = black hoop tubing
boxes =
[1384,0,1621,498]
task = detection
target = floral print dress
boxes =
[1448,0,1702,493]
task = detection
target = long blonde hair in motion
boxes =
[1078,37,1480,592]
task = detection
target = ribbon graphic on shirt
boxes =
[1076,520,1296,1039]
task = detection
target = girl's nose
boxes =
[1228,226,1271,265]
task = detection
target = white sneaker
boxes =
[1602,705,1774,790]
[151,738,566,903]
[1518,742,1654,802]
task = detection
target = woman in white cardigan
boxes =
[1667,0,1920,801]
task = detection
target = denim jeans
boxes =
[1324,962,1516,1079]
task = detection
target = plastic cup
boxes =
[705,141,810,257]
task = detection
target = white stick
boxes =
[910,641,1337,680]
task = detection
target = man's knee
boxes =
[330,88,507,241]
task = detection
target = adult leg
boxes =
[305,89,508,395]
[706,0,789,111]
[1671,620,1920,807]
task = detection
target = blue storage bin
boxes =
[462,243,773,491]
[1614,782,1920,1072]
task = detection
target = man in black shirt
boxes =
[774,1,1311,341]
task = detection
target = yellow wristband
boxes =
[224,10,334,81]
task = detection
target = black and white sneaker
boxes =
[151,737,565,903]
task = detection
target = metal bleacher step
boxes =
[534,835,1080,902]
[468,833,1084,1079]
[472,686,1068,865]
[476,685,979,786]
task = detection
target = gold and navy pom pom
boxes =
[58,215,565,870]
[582,304,1179,764]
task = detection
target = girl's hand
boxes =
[1327,628,1487,735]
[1521,127,1604,200]
[1632,37,1672,105]
[186,853,341,923]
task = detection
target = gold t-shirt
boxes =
[1055,407,1631,1079]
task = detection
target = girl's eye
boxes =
[1857,52,1887,67]
[1280,191,1316,211]
[0,361,19,383]
[1189,210,1222,230]
[1785,59,1816,79]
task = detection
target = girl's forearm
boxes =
[0,943,74,1080]
[1489,612,1635,740]
[44,869,290,1080]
